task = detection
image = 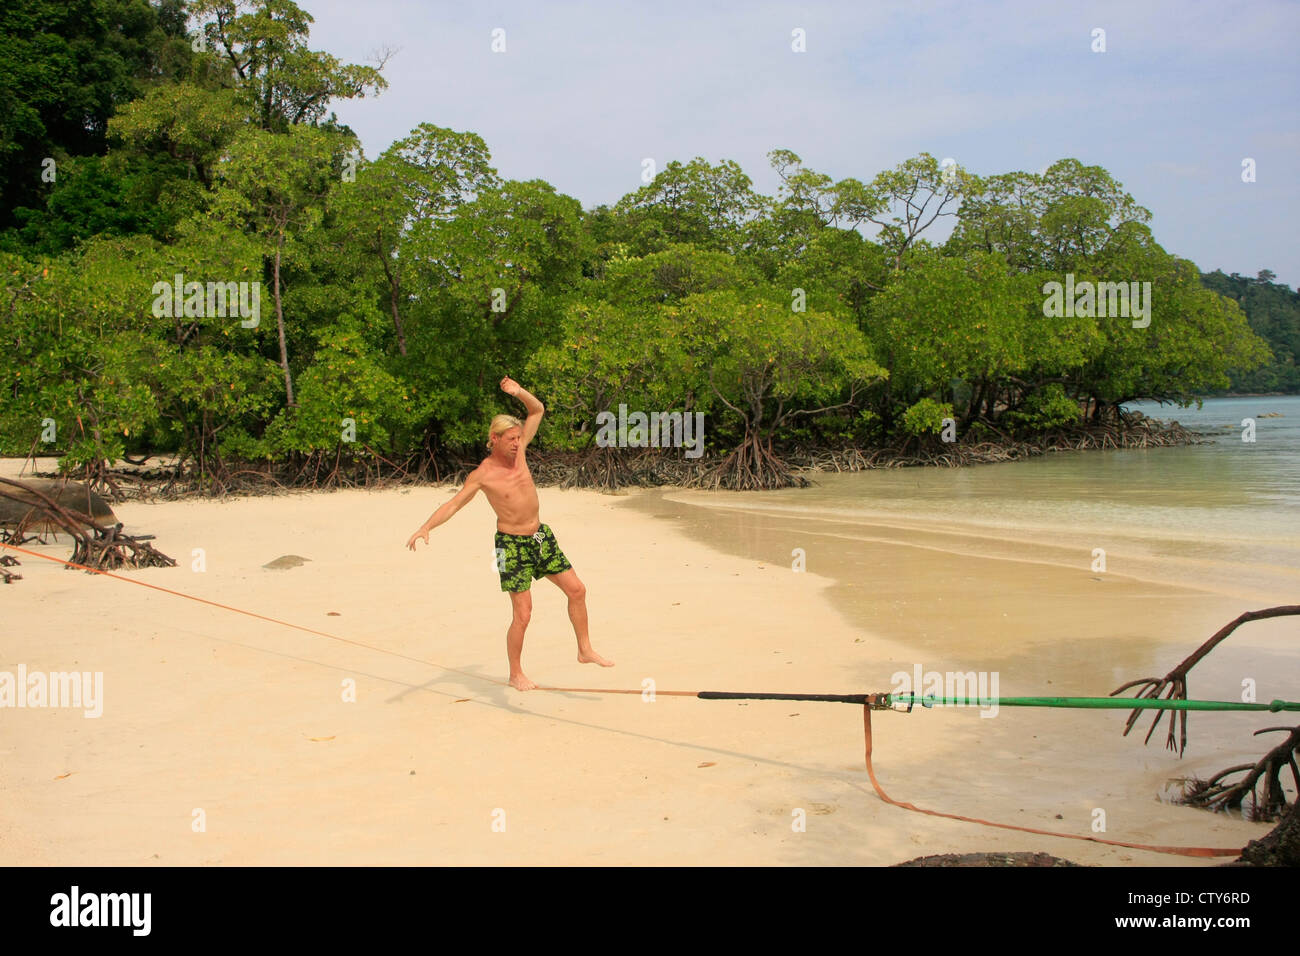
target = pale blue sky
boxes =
[295,0,1299,285]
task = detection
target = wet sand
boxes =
[0,461,1292,865]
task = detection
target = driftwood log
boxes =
[0,477,119,536]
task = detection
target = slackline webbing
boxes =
[888,693,1298,712]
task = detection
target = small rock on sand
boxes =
[263,555,311,570]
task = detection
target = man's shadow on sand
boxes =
[187,620,870,778]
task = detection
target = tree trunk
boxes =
[380,243,407,356]
[965,381,985,426]
[390,279,407,356]
[273,236,295,407]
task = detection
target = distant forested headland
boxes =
[1199,270,1299,395]
[0,1,1289,493]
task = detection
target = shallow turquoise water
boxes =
[666,396,1300,599]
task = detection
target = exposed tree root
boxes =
[1177,726,1300,820]
[1111,605,1300,860]
[686,432,809,491]
[788,419,1205,473]
[20,418,1204,501]
[1109,605,1300,754]
[0,477,175,573]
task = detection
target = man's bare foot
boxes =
[577,648,614,667]
[509,672,538,691]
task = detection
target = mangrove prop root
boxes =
[1109,605,1300,755]
[686,433,809,491]
[786,419,1205,473]
[0,478,175,572]
[10,418,1202,500]
[1181,726,1300,821]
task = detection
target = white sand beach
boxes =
[0,458,1293,865]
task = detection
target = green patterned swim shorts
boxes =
[494,523,573,592]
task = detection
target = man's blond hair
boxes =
[487,414,524,449]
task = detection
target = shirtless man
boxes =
[406,376,614,690]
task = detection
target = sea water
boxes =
[660,396,1300,601]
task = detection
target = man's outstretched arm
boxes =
[406,471,482,550]
[501,376,544,447]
